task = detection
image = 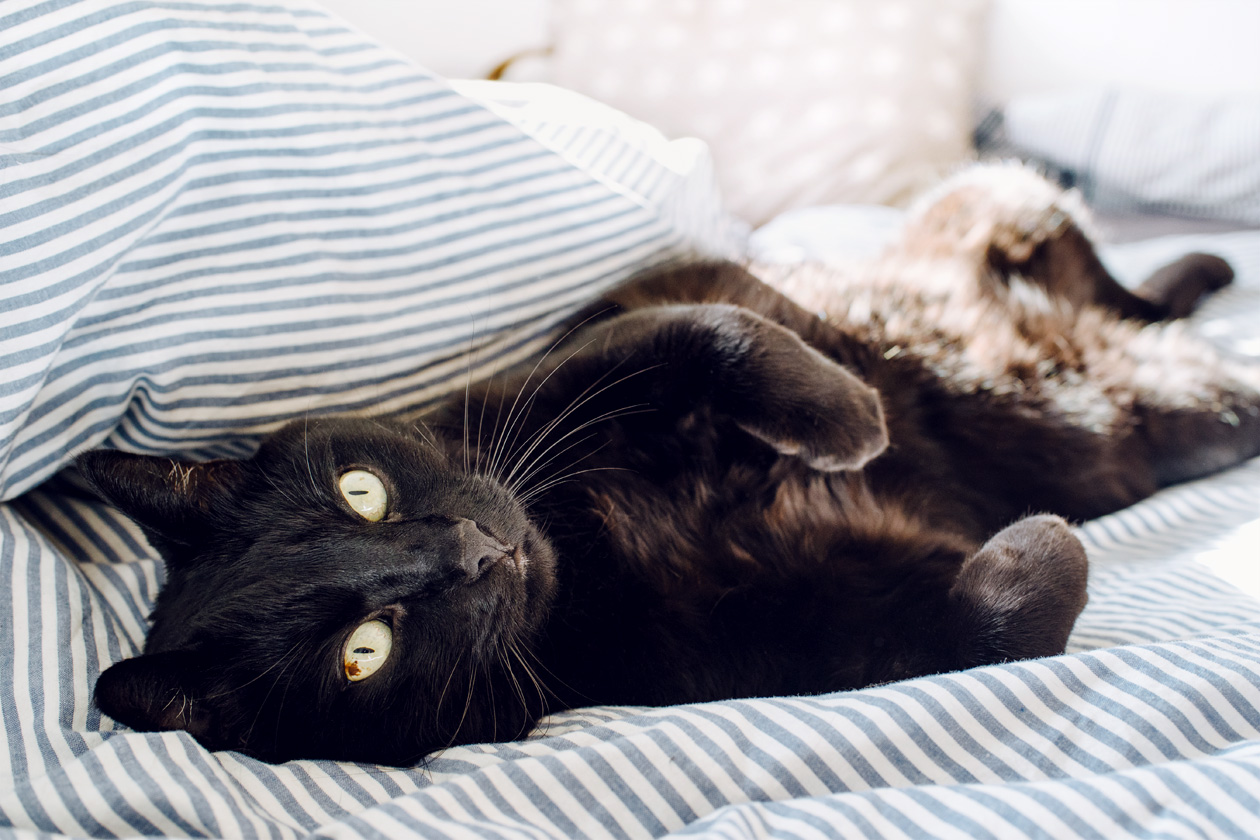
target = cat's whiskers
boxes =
[513,636,589,707]
[494,642,529,733]
[484,335,604,485]
[488,649,514,740]
[507,432,600,496]
[505,406,650,499]
[202,638,306,701]
[236,639,310,752]
[462,368,472,479]
[498,363,660,493]
[433,648,466,723]
[484,658,503,742]
[505,635,549,729]
[261,470,305,511]
[302,413,320,496]
[410,422,443,459]
[483,366,530,483]
[472,372,495,479]
[516,466,634,507]
[447,665,479,749]
[494,357,629,488]
[481,307,620,483]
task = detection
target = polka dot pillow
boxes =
[549,0,988,226]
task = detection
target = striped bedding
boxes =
[3,2,1260,838]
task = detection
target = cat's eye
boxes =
[339,470,387,521]
[344,619,393,681]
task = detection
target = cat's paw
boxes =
[1135,253,1234,319]
[737,380,887,472]
[949,514,1089,665]
[727,318,889,472]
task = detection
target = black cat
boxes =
[79,167,1260,766]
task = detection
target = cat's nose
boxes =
[455,518,513,579]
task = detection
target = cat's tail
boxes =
[946,514,1090,668]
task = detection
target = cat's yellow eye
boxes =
[344,619,392,681]
[338,470,387,521]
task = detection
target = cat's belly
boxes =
[534,467,977,706]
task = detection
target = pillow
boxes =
[452,80,749,249]
[547,0,989,226]
[991,89,1260,225]
[0,1,738,501]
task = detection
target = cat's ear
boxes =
[95,651,219,742]
[76,450,245,546]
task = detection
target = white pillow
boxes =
[999,90,1260,225]
[548,0,988,226]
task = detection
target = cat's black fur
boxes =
[79,168,1260,766]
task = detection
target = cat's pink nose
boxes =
[455,518,513,579]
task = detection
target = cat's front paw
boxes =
[727,317,889,472]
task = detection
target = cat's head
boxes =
[78,417,557,765]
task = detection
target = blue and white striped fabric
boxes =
[4,3,1260,839]
[0,0,739,502]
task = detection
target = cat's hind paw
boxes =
[948,514,1089,666]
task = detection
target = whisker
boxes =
[507,406,651,497]
[495,349,626,487]
[484,375,514,482]
[445,665,478,750]
[500,363,662,492]
[302,413,319,496]
[204,638,306,701]
[508,636,550,713]
[497,644,529,733]
[473,373,494,478]
[517,466,636,506]
[433,649,466,720]
[483,307,616,483]
[261,470,305,510]
[461,312,494,479]
[463,365,472,478]
[515,637,589,706]
[410,422,444,460]
[484,660,498,742]
[238,639,310,749]
[486,335,603,486]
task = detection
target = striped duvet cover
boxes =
[3,3,1260,838]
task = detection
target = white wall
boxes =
[313,0,1260,98]
[981,0,1260,100]
[312,0,550,79]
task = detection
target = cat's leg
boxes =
[856,514,1088,684]
[1131,253,1235,319]
[947,514,1089,667]
[899,164,1232,321]
[1133,370,1260,486]
[999,225,1232,322]
[579,304,890,471]
[457,302,889,475]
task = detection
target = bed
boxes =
[3,2,1260,838]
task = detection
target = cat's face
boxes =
[78,418,557,765]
